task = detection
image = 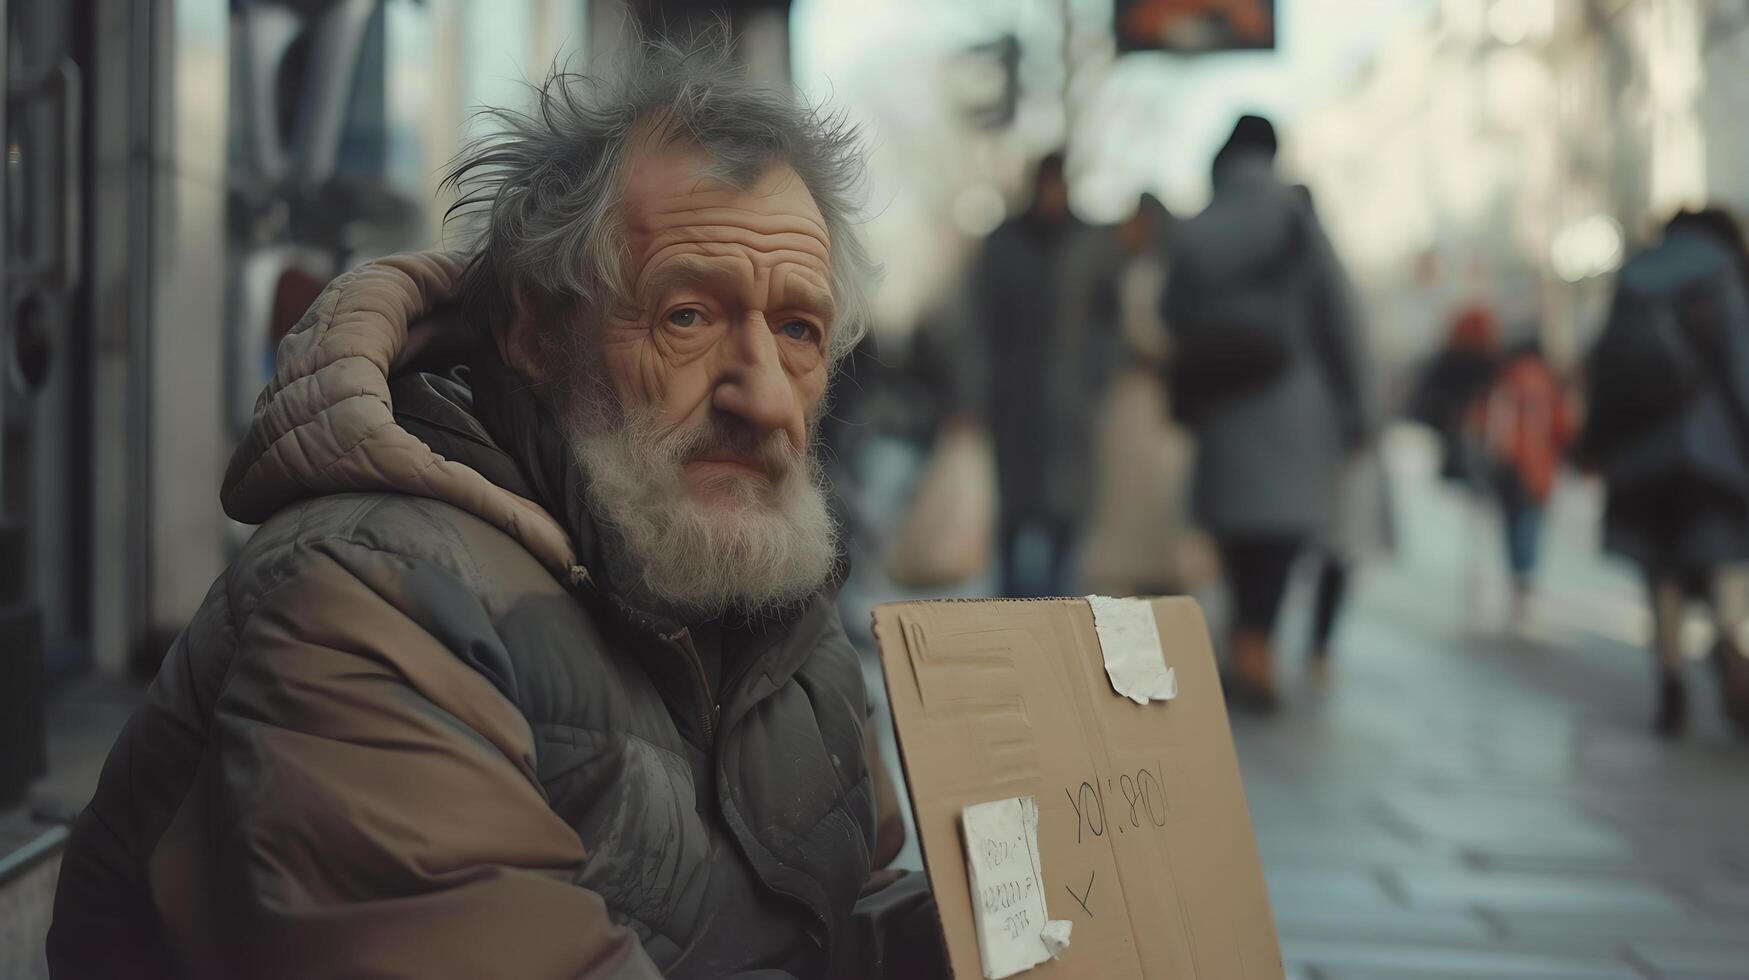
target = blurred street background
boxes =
[6,1,1749,977]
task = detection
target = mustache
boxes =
[643,415,808,477]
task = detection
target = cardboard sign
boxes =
[874,597,1281,979]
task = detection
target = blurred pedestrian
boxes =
[968,152,1122,597]
[1469,339,1575,626]
[1577,207,1749,737]
[1163,115,1367,710]
[1408,303,1502,489]
[1083,193,1202,598]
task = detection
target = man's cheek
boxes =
[642,359,721,432]
[593,336,665,414]
[796,370,830,429]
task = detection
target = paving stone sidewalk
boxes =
[1241,439,1749,980]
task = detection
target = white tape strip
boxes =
[962,796,1072,978]
[1085,595,1178,705]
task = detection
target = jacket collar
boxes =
[462,345,682,630]
[391,349,839,736]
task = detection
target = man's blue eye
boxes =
[667,309,700,328]
[782,320,813,341]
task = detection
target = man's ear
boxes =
[495,307,547,383]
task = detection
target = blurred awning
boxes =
[1114,0,1276,53]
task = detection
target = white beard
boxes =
[562,398,839,618]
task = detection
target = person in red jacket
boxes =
[1469,340,1576,625]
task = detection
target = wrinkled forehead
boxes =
[618,141,833,268]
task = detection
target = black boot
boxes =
[1654,671,1687,738]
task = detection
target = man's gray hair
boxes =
[444,32,875,367]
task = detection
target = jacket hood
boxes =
[1189,156,1304,274]
[220,251,576,575]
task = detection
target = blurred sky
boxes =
[789,0,1443,332]
[793,0,1440,217]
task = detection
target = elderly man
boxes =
[49,38,938,980]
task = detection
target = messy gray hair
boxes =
[443,31,875,369]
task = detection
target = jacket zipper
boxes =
[671,629,715,744]
[566,566,716,744]
[679,627,832,951]
[567,573,825,945]
[711,628,831,951]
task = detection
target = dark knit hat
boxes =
[1212,113,1278,181]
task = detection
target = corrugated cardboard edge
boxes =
[872,602,958,973]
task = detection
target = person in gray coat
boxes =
[1163,114,1366,710]
[1577,207,1749,737]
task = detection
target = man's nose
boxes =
[711,316,804,446]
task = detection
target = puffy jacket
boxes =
[48,253,932,980]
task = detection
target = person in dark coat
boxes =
[1409,304,1504,488]
[1162,114,1366,710]
[1578,207,1749,737]
[968,152,1122,597]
